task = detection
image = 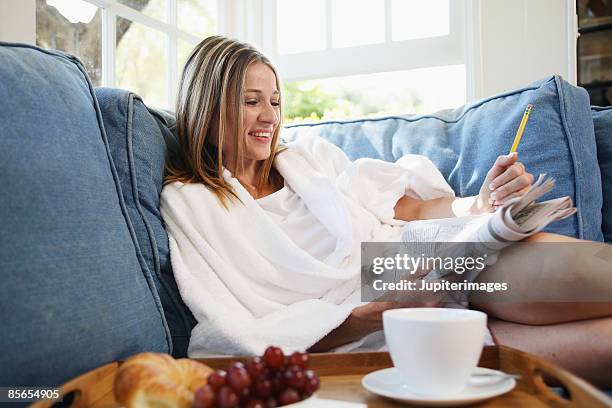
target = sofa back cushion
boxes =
[284,76,604,241]
[0,43,170,386]
[592,106,612,242]
[95,88,196,357]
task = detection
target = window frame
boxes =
[28,0,578,108]
[76,0,225,109]
[258,0,466,84]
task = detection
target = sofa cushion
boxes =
[284,76,603,241]
[592,106,612,242]
[95,88,196,357]
[0,43,171,386]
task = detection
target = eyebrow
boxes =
[245,89,280,95]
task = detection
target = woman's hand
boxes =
[351,299,439,334]
[477,152,534,211]
[395,153,533,220]
[308,299,438,352]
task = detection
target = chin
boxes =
[249,149,272,162]
[257,153,272,161]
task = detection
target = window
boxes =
[261,0,467,122]
[36,0,220,109]
[282,65,466,123]
[36,0,468,118]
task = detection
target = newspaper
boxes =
[398,174,577,289]
[401,174,576,247]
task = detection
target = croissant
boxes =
[114,352,214,408]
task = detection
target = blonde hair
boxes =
[165,35,284,208]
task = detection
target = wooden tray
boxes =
[31,346,611,407]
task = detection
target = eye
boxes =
[271,101,280,107]
[245,100,258,106]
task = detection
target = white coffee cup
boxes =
[383,308,487,396]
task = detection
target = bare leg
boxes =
[489,317,612,388]
[472,232,612,325]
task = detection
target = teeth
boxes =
[251,132,271,138]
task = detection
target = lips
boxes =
[249,130,272,143]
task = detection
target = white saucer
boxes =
[288,395,366,407]
[362,367,516,406]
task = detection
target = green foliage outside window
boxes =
[281,82,337,123]
[281,79,424,124]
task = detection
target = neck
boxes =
[226,158,263,189]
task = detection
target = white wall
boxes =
[0,0,35,44]
[468,0,577,99]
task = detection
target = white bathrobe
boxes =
[160,135,455,357]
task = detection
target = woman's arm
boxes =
[393,195,484,221]
[394,153,534,222]
[308,301,435,352]
[307,308,375,353]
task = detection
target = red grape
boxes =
[193,384,215,408]
[237,388,251,401]
[231,361,246,370]
[216,386,239,408]
[253,376,273,398]
[282,365,305,389]
[271,370,285,394]
[263,346,285,369]
[244,398,265,408]
[227,365,252,394]
[257,367,271,380]
[288,352,309,369]
[205,347,318,407]
[208,370,227,392]
[245,357,265,378]
[263,397,277,408]
[278,388,300,405]
[301,370,320,397]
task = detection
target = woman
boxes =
[160,36,611,386]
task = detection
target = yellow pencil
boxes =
[510,104,533,153]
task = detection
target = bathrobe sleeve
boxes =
[290,135,456,225]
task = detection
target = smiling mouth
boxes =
[249,131,272,141]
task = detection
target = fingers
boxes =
[489,162,527,191]
[377,290,441,308]
[487,152,518,180]
[494,185,531,206]
[387,301,440,310]
[490,173,534,203]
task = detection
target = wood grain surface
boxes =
[30,346,612,408]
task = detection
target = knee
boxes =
[523,232,580,243]
[524,232,554,243]
[520,236,586,284]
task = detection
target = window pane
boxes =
[36,0,102,86]
[282,65,466,123]
[117,0,167,22]
[331,0,384,48]
[177,0,217,38]
[116,17,168,108]
[178,39,195,75]
[277,0,326,54]
[392,0,449,41]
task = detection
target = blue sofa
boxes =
[1,42,610,388]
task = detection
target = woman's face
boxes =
[224,61,280,168]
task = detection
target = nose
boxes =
[259,102,279,126]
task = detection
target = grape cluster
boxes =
[193,346,320,408]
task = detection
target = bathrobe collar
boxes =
[221,149,354,267]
